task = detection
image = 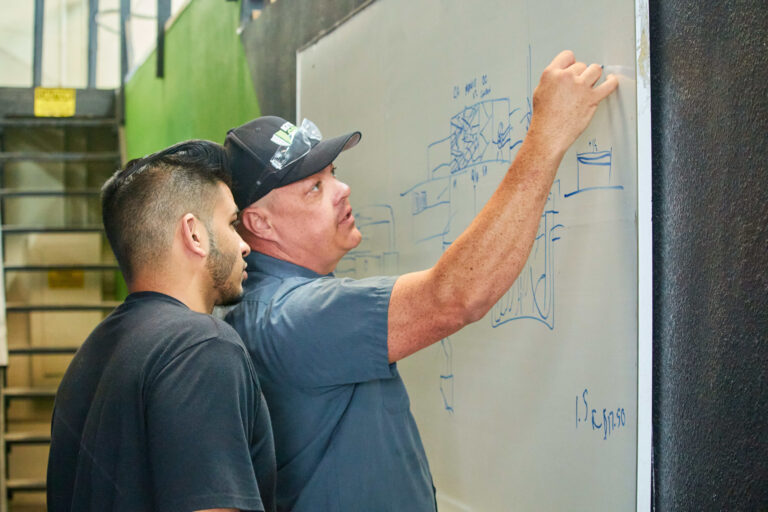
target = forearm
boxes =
[431,131,565,319]
[387,133,565,362]
[387,51,618,362]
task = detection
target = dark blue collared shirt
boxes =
[226,251,436,512]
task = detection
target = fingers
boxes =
[549,50,575,70]
[593,74,619,100]
[562,54,618,100]
[581,63,603,86]
[570,62,588,76]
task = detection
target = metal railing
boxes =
[29,0,176,90]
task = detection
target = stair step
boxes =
[3,263,119,272]
[6,302,120,312]
[1,225,104,234]
[4,432,51,445]
[0,188,101,197]
[7,345,79,355]
[3,387,57,399]
[0,151,119,163]
[0,118,117,129]
[6,478,46,492]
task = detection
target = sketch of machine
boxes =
[401,97,527,248]
[401,92,561,411]
[401,96,560,330]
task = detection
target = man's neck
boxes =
[129,275,213,314]
[248,241,337,275]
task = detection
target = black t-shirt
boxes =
[47,291,276,512]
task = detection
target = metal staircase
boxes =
[0,87,121,511]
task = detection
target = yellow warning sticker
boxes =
[34,87,76,117]
[48,270,85,289]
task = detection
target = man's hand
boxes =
[528,50,618,157]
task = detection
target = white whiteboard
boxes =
[298,1,651,510]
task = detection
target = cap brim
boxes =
[277,131,361,187]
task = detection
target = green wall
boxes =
[124,0,259,158]
[119,0,259,298]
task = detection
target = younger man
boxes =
[47,140,276,512]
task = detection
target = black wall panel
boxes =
[650,1,767,509]
[240,0,371,121]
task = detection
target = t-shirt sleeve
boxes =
[145,338,266,512]
[258,275,398,388]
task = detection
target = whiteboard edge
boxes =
[296,0,378,54]
[635,0,653,510]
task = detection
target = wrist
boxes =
[520,125,569,170]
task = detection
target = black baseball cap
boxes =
[224,116,361,209]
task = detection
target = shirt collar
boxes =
[245,251,332,279]
[124,290,189,309]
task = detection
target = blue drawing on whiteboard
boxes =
[564,140,623,198]
[514,43,534,145]
[406,46,546,411]
[401,97,530,249]
[336,204,399,277]
[491,182,562,330]
[439,337,454,413]
[400,96,528,413]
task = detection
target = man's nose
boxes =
[335,179,351,203]
[238,236,251,258]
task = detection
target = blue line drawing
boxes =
[336,204,399,277]
[400,97,529,247]
[491,181,562,330]
[439,337,454,413]
[564,140,623,198]
[400,47,554,411]
[517,43,533,137]
[401,105,560,329]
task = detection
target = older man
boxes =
[48,140,276,512]
[224,51,618,511]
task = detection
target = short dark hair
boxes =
[101,140,231,283]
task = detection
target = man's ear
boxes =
[180,213,208,257]
[240,206,276,241]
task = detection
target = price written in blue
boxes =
[576,388,627,440]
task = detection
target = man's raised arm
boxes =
[387,50,619,362]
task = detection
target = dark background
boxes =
[649,0,767,509]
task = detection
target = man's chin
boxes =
[349,229,363,249]
[216,288,244,308]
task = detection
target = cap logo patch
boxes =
[270,122,298,147]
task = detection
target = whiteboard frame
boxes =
[634,0,653,510]
[296,1,654,509]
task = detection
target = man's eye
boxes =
[331,166,337,177]
[312,181,321,191]
[231,219,241,229]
